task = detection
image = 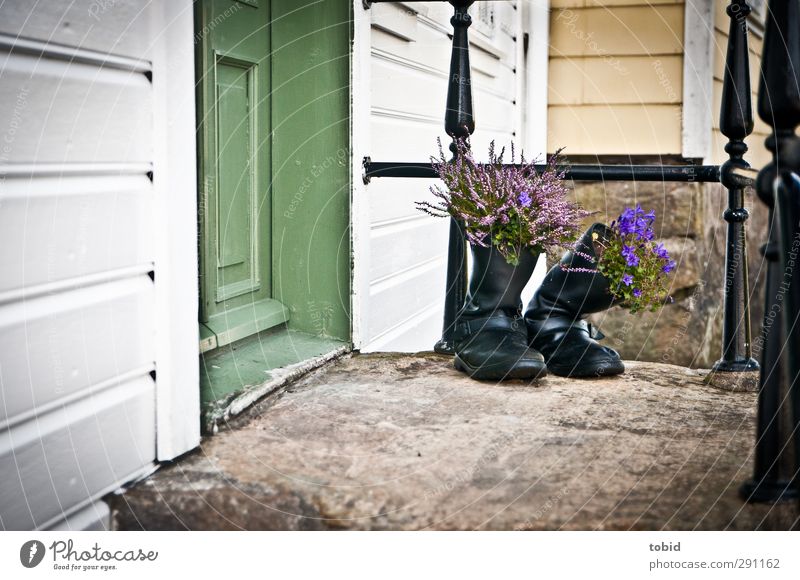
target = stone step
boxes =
[109,354,799,530]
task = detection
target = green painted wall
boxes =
[271,0,352,342]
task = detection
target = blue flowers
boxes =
[614,204,656,241]
[621,244,640,267]
[598,206,676,313]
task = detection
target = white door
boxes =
[356,1,542,352]
[0,0,199,530]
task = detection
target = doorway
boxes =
[195,0,352,423]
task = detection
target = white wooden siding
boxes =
[0,0,199,530]
[361,1,527,352]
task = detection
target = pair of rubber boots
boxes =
[452,223,625,380]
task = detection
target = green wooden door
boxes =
[196,0,287,349]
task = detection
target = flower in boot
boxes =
[595,206,675,313]
[417,137,587,265]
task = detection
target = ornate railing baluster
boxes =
[714,0,759,373]
[435,0,476,354]
[741,0,800,503]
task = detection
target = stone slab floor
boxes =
[111,354,800,530]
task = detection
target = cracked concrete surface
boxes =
[110,354,799,530]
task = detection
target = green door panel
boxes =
[197,0,285,346]
[271,0,352,342]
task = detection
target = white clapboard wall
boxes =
[0,1,199,530]
[361,1,543,352]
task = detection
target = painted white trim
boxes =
[514,2,525,147]
[525,0,550,159]
[682,0,715,161]
[150,0,201,460]
[0,32,151,72]
[351,0,372,350]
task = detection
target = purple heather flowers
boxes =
[593,205,676,313]
[417,138,587,265]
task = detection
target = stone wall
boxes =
[565,180,768,368]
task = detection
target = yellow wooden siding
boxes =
[548,2,685,155]
[550,104,682,154]
[549,56,682,105]
[710,0,769,168]
[552,0,681,6]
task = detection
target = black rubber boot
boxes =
[453,243,547,381]
[524,223,625,377]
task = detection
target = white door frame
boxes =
[150,0,201,460]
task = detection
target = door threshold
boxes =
[200,326,349,433]
[200,299,290,353]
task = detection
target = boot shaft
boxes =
[462,243,538,318]
[526,223,615,320]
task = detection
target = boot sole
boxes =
[546,359,625,378]
[454,355,548,381]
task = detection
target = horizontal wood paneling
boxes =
[549,55,682,105]
[371,57,515,134]
[549,104,683,154]
[549,5,684,57]
[368,174,442,224]
[0,175,154,296]
[0,0,151,59]
[552,0,682,7]
[0,376,155,530]
[0,0,194,530]
[364,2,521,351]
[0,52,152,163]
[370,218,449,282]
[0,276,155,430]
[547,2,685,155]
[368,258,446,343]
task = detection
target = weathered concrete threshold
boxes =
[111,354,799,530]
[203,346,350,433]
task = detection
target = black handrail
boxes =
[364,160,722,183]
[740,0,800,504]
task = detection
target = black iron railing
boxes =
[740,0,800,503]
[363,0,799,502]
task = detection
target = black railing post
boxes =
[434,0,475,355]
[741,0,800,503]
[714,0,759,373]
